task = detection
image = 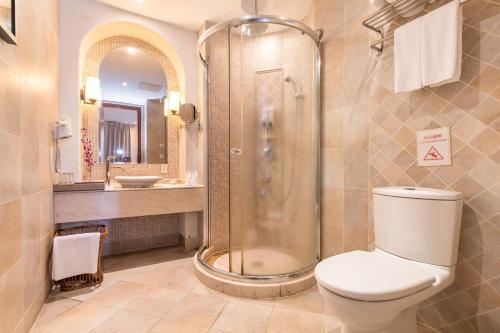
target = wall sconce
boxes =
[80,76,101,104]
[167,91,181,115]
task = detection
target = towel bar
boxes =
[362,0,472,55]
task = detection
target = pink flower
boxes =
[81,128,95,169]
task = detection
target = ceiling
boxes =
[93,0,313,31]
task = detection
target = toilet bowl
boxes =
[315,187,463,333]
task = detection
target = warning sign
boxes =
[424,146,444,161]
[417,127,451,166]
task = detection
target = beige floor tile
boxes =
[148,319,209,333]
[275,286,324,313]
[323,315,342,333]
[103,262,157,281]
[157,266,200,291]
[119,264,169,286]
[54,277,118,302]
[32,302,118,333]
[164,292,227,328]
[32,296,81,327]
[89,309,160,333]
[122,286,187,317]
[266,307,326,333]
[191,283,229,299]
[86,281,145,308]
[212,299,273,333]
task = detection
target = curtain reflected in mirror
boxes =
[99,104,142,163]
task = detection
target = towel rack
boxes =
[362,0,472,55]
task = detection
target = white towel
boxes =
[394,17,423,93]
[52,232,100,281]
[421,0,462,87]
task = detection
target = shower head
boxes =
[242,23,268,36]
[284,75,303,98]
[241,0,268,36]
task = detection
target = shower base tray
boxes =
[193,247,317,298]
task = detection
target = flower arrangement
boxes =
[81,128,95,180]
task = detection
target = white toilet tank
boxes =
[373,187,463,267]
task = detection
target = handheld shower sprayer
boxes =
[284,75,304,98]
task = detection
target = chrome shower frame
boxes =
[197,15,322,282]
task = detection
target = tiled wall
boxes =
[315,0,372,257]
[81,36,181,180]
[61,214,180,256]
[315,0,500,331]
[0,0,59,332]
[205,29,230,253]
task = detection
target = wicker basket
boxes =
[54,225,108,291]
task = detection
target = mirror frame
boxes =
[0,0,16,45]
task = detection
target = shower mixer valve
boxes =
[260,107,274,128]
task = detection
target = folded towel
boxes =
[421,0,462,87]
[394,17,423,93]
[52,232,100,281]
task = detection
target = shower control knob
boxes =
[230,148,242,155]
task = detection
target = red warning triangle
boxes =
[424,146,444,161]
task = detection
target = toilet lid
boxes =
[315,251,436,301]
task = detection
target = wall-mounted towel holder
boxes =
[362,0,471,55]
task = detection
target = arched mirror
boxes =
[98,47,168,164]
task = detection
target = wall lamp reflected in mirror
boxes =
[80,76,102,104]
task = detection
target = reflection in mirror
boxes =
[0,0,16,44]
[98,47,168,164]
[0,0,12,29]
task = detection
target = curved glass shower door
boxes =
[228,24,319,276]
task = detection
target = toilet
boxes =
[315,187,463,333]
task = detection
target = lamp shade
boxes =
[85,76,101,103]
[164,96,169,117]
[168,91,181,114]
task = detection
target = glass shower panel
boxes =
[229,27,243,274]
[228,25,318,276]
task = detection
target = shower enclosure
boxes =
[196,16,321,285]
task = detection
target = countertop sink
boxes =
[114,176,162,188]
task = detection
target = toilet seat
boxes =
[315,250,436,302]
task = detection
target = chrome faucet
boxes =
[105,156,125,186]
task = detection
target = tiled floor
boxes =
[30,246,437,333]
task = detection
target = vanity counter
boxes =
[105,183,203,191]
[54,185,204,223]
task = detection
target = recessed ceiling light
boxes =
[122,82,128,87]
[135,0,144,3]
[127,47,138,55]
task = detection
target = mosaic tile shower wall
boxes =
[81,36,181,180]
[206,29,230,253]
[314,0,500,331]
